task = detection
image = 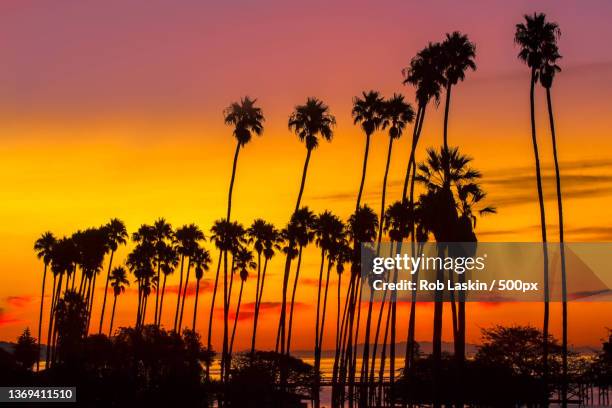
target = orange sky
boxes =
[1,0,612,352]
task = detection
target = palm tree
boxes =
[377,94,414,249]
[228,246,256,357]
[98,219,128,334]
[174,224,195,331]
[158,242,179,327]
[278,97,335,357]
[178,225,205,331]
[223,96,265,221]
[515,13,560,394]
[312,211,345,379]
[192,246,212,331]
[541,39,568,407]
[286,207,316,355]
[440,32,476,150]
[151,218,174,326]
[247,219,282,353]
[127,231,155,327]
[352,91,384,209]
[401,42,445,201]
[108,266,129,336]
[34,231,57,371]
[342,206,377,396]
[416,147,495,407]
[288,97,336,213]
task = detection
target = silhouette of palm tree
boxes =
[174,224,196,331]
[285,207,316,355]
[151,218,174,326]
[515,13,560,396]
[352,90,385,209]
[247,219,282,353]
[34,231,57,371]
[440,32,476,150]
[191,246,212,332]
[223,96,264,221]
[416,147,494,407]
[402,42,444,201]
[177,224,205,331]
[312,211,344,380]
[228,246,255,358]
[157,242,179,327]
[377,94,415,250]
[108,266,129,336]
[278,97,335,357]
[127,228,155,327]
[541,38,568,407]
[98,219,127,334]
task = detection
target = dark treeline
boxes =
[2,12,607,408]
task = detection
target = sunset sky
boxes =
[1,0,612,352]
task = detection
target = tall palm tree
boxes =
[402,42,445,201]
[108,266,129,336]
[286,207,316,355]
[515,13,560,394]
[229,246,256,357]
[174,224,195,331]
[127,231,155,327]
[157,242,179,327]
[151,218,174,326]
[377,94,415,249]
[440,32,476,150]
[34,231,57,371]
[312,211,345,379]
[416,147,494,407]
[178,225,205,331]
[247,219,282,353]
[192,246,212,331]
[223,96,265,221]
[278,97,335,357]
[98,219,128,334]
[352,90,384,209]
[541,39,568,407]
[288,97,336,213]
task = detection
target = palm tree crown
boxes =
[382,94,415,140]
[35,232,57,265]
[440,31,476,86]
[352,91,385,136]
[223,96,265,146]
[514,13,561,73]
[403,42,445,107]
[288,97,336,150]
[110,266,129,296]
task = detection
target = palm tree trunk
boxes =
[227,142,241,221]
[158,273,168,327]
[356,132,372,210]
[529,68,550,401]
[251,256,268,353]
[174,255,185,331]
[206,253,222,379]
[547,85,567,408]
[192,278,201,331]
[86,271,97,334]
[222,248,230,382]
[250,251,262,353]
[316,260,333,377]
[432,245,445,408]
[287,246,304,355]
[443,83,452,151]
[36,264,47,371]
[295,148,312,213]
[109,294,117,336]
[98,251,115,334]
[154,263,161,326]
[401,106,424,200]
[376,136,394,254]
[229,279,244,358]
[45,274,57,369]
[178,260,192,331]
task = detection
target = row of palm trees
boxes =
[33,11,567,407]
